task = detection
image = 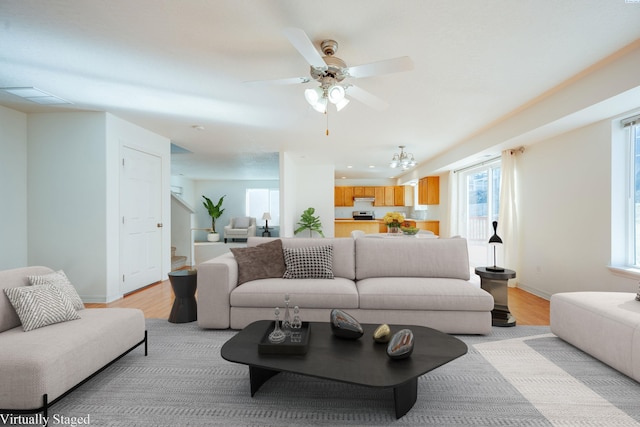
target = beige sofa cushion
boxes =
[248,237,355,280]
[0,307,145,409]
[355,238,470,280]
[357,277,494,311]
[230,277,359,309]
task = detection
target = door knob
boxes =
[157,223,163,228]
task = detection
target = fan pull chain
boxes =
[325,108,329,136]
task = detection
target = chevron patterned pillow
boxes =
[28,270,84,311]
[4,284,81,332]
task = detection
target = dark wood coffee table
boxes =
[221,320,467,418]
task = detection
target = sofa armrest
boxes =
[197,253,238,328]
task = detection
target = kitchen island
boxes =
[334,219,439,237]
[335,219,381,237]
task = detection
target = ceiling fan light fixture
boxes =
[335,97,350,111]
[327,84,345,104]
[312,97,328,113]
[304,87,323,106]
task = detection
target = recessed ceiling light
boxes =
[341,176,347,179]
[1,86,71,105]
[369,165,375,168]
[347,165,353,169]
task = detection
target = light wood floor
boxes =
[86,278,550,326]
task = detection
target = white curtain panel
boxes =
[447,170,458,238]
[498,149,522,284]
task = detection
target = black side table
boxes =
[168,269,197,323]
[475,267,516,327]
[262,229,271,237]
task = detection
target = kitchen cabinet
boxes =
[334,186,354,207]
[394,186,405,206]
[374,186,385,206]
[418,176,440,205]
[384,186,395,206]
[338,185,409,207]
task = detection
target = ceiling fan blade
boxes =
[346,85,389,111]
[283,27,327,70]
[346,56,414,79]
[244,76,311,86]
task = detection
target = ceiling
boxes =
[1,0,639,181]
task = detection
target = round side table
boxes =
[168,269,198,323]
[475,267,516,327]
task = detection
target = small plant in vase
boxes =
[202,194,226,242]
[383,211,405,234]
[294,207,324,237]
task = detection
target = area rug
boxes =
[30,321,640,426]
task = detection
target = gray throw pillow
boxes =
[28,270,84,311]
[230,239,286,285]
[283,245,334,279]
[234,217,251,229]
[4,284,81,332]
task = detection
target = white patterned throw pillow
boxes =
[28,270,84,310]
[283,245,334,279]
[4,284,81,332]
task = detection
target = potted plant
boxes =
[202,195,226,242]
[294,207,324,237]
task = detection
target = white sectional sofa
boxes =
[0,266,147,417]
[551,291,640,382]
[197,236,494,334]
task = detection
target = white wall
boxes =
[27,112,170,302]
[294,164,334,238]
[517,119,636,298]
[0,106,28,269]
[28,113,109,300]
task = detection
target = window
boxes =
[457,160,501,267]
[624,116,640,267]
[246,188,280,226]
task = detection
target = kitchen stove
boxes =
[352,211,375,220]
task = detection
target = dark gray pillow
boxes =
[230,239,286,285]
[283,245,334,279]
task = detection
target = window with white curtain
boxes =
[456,160,501,267]
[624,115,640,267]
[246,188,280,226]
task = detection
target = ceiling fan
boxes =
[248,28,414,113]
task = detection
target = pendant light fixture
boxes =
[389,146,417,170]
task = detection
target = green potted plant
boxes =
[202,195,226,242]
[294,207,324,237]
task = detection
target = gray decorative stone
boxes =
[387,329,414,359]
[330,309,363,339]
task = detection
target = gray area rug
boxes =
[20,320,640,426]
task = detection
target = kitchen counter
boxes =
[334,219,439,237]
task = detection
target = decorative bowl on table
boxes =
[400,226,419,235]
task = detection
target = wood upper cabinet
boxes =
[418,176,440,205]
[384,186,395,206]
[374,186,385,206]
[339,185,408,206]
[334,186,354,206]
[394,186,404,206]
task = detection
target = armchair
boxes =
[223,217,257,243]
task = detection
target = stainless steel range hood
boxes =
[353,197,375,202]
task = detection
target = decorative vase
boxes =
[387,225,401,234]
[207,233,220,242]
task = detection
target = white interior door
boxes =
[120,146,163,294]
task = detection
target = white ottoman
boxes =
[550,292,640,382]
